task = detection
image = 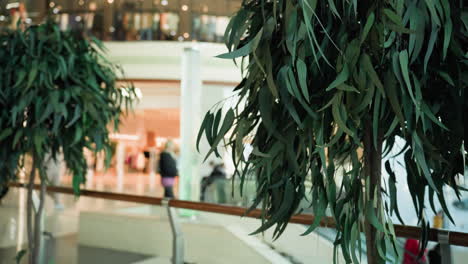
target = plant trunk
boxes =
[26,155,46,264]
[363,120,383,264]
[26,157,36,264]
[33,176,46,264]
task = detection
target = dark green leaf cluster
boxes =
[199,0,467,262]
[0,20,135,193]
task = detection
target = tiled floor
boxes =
[0,171,167,264]
[0,171,282,264]
[3,168,467,264]
[0,234,151,264]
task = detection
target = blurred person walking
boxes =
[200,161,227,203]
[158,140,178,198]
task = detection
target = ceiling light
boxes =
[161,0,168,6]
[181,5,188,11]
[89,2,97,11]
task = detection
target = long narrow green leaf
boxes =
[332,98,354,137]
[217,28,264,59]
[196,112,210,152]
[385,161,404,224]
[437,71,454,86]
[424,0,442,26]
[383,9,403,26]
[421,103,448,130]
[264,44,279,98]
[204,109,235,161]
[327,0,340,18]
[399,50,417,105]
[0,128,12,141]
[296,59,310,102]
[365,201,385,232]
[442,20,452,60]
[326,63,349,91]
[412,132,438,191]
[362,54,385,97]
[423,27,438,73]
[361,12,375,44]
[384,70,405,126]
[409,9,425,63]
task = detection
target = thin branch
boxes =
[26,156,36,263]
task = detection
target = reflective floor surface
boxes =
[1,169,468,264]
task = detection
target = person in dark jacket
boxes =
[200,161,227,202]
[428,244,441,264]
[159,140,178,198]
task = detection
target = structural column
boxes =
[179,47,202,203]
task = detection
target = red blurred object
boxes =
[403,239,427,264]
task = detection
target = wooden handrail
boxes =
[9,182,468,247]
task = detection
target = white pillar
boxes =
[116,141,126,192]
[179,47,202,202]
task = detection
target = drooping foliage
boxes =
[0,20,135,192]
[198,0,467,262]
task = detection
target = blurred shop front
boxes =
[0,0,240,42]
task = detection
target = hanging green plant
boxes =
[0,20,136,263]
[199,0,467,263]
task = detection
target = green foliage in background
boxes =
[0,20,135,191]
[199,0,467,262]
[0,19,135,263]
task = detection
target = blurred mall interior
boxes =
[0,1,467,264]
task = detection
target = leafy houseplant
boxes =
[0,20,135,263]
[199,0,467,263]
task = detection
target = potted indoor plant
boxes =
[0,20,136,263]
[199,0,467,263]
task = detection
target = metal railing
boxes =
[10,182,468,263]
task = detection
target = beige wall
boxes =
[105,41,242,83]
